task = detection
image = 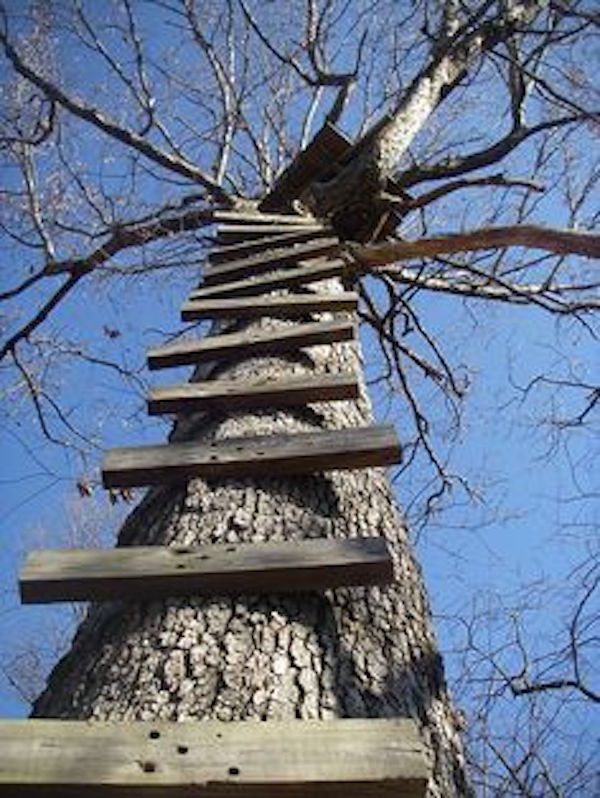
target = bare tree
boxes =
[0,1,598,795]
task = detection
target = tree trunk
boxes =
[32,273,469,797]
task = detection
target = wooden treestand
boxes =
[4,129,430,795]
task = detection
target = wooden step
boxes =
[189,258,347,300]
[102,424,401,488]
[216,223,326,244]
[212,209,318,226]
[181,292,358,321]
[203,238,339,286]
[147,373,359,415]
[209,227,333,264]
[147,319,355,370]
[0,718,428,796]
[20,537,393,603]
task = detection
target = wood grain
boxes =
[102,424,402,488]
[147,373,359,415]
[209,227,333,264]
[181,292,358,321]
[20,537,393,603]
[0,717,427,796]
[147,319,355,370]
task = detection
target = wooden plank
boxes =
[181,292,358,321]
[203,238,339,287]
[216,224,325,244]
[20,537,393,603]
[189,258,347,301]
[147,319,355,371]
[147,373,359,415]
[209,227,333,264]
[261,122,353,212]
[212,209,318,226]
[0,718,428,797]
[102,424,401,488]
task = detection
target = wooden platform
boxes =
[209,227,333,264]
[147,319,355,370]
[211,209,318,226]
[0,717,428,796]
[20,537,393,603]
[202,238,339,286]
[181,292,358,321]
[102,424,401,488]
[216,223,326,244]
[148,373,359,415]
[190,258,347,301]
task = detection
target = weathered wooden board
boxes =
[147,373,359,415]
[216,224,325,245]
[209,227,333,264]
[102,424,401,488]
[20,537,393,603]
[181,292,358,321]
[0,717,428,797]
[203,238,339,286]
[147,319,354,370]
[261,122,353,212]
[189,258,347,300]
[212,209,318,226]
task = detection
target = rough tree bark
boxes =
[32,273,469,796]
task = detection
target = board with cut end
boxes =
[147,319,355,370]
[209,227,333,264]
[147,373,359,415]
[216,223,326,244]
[189,258,347,300]
[102,424,401,488]
[203,238,340,286]
[181,292,358,321]
[211,209,318,226]
[20,536,393,603]
[0,717,428,797]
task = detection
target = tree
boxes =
[0,1,598,795]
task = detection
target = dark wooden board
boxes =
[20,537,393,603]
[212,209,318,226]
[0,717,427,797]
[181,292,358,321]
[147,319,355,370]
[215,224,325,244]
[147,373,359,415]
[189,258,347,300]
[102,424,401,488]
[209,227,333,264]
[203,238,339,286]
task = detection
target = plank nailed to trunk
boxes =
[181,292,358,321]
[211,209,318,226]
[202,237,339,286]
[0,717,428,797]
[147,319,355,370]
[147,373,359,415]
[189,258,347,300]
[216,223,326,244]
[209,227,333,264]
[20,537,393,603]
[102,424,402,488]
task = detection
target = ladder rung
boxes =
[181,292,358,321]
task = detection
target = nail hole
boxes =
[175,563,187,569]
[177,745,189,755]
[228,766,240,776]
[226,546,236,553]
[210,454,219,461]
[198,554,210,560]
[148,730,160,740]
[141,761,156,773]
[216,733,223,739]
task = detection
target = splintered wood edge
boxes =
[0,717,428,796]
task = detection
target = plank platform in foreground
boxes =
[0,717,428,797]
[190,258,347,300]
[212,209,318,226]
[181,292,358,321]
[102,424,401,488]
[148,373,359,415]
[202,237,339,286]
[20,536,393,603]
[209,227,333,264]
[147,319,354,370]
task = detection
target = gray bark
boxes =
[32,277,469,796]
